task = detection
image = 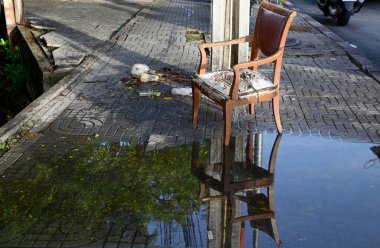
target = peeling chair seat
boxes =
[193,69,277,101]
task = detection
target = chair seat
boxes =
[193,69,277,101]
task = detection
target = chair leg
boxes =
[223,104,232,146]
[192,84,201,126]
[272,95,283,134]
[249,103,255,114]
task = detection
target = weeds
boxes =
[0,39,27,91]
[0,121,39,157]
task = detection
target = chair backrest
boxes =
[252,1,296,59]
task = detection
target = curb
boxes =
[285,1,380,83]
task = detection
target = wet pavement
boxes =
[1,131,379,248]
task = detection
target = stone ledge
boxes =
[16,25,56,99]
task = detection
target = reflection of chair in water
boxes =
[192,133,282,247]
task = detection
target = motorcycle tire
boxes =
[336,9,350,26]
[317,3,329,16]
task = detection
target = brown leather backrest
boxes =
[254,1,295,57]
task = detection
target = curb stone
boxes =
[285,1,380,83]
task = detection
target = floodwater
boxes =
[0,132,379,248]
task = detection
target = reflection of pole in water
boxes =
[253,132,263,248]
[254,132,263,168]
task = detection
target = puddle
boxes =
[0,133,379,247]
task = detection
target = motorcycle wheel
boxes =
[336,9,350,26]
[322,7,330,16]
[317,3,329,16]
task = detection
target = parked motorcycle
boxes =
[317,0,365,26]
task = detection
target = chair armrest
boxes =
[197,35,254,75]
[229,49,284,100]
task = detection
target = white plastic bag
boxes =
[171,87,192,96]
[131,64,149,77]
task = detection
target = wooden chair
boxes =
[192,1,296,145]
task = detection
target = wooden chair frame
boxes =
[192,1,296,145]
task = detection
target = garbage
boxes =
[131,64,160,82]
[140,73,159,83]
[121,76,130,83]
[138,90,161,97]
[131,64,149,77]
[171,87,192,96]
[349,43,357,49]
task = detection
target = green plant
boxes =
[0,138,17,157]
[0,39,26,91]
[0,121,38,157]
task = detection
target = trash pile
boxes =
[131,64,159,83]
[121,64,194,97]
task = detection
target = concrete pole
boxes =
[211,0,250,71]
[14,0,26,24]
[253,132,263,248]
[3,0,16,42]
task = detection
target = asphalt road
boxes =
[289,0,380,69]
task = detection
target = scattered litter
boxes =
[130,64,160,82]
[119,141,129,147]
[138,90,161,97]
[349,43,357,49]
[121,76,129,83]
[171,87,192,96]
[131,64,149,77]
[207,230,213,240]
[140,73,159,82]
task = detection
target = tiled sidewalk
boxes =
[1,0,380,166]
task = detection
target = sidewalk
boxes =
[1,0,380,159]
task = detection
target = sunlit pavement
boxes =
[1,0,380,247]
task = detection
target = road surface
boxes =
[289,0,380,69]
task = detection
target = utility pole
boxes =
[211,0,250,71]
[14,0,26,24]
[3,0,16,41]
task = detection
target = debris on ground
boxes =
[140,73,159,82]
[120,67,195,98]
[159,67,194,85]
[130,64,160,83]
[131,64,149,77]
[121,76,130,83]
[171,87,192,96]
[138,90,161,97]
